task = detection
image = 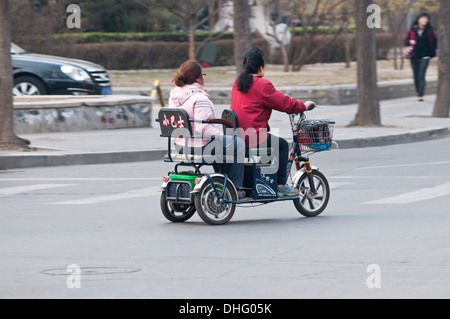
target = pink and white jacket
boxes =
[168,82,221,148]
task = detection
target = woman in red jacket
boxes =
[404,13,437,101]
[231,48,315,197]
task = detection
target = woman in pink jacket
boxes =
[169,60,245,197]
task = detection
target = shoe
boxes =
[277,184,298,197]
[418,95,424,102]
[237,190,246,200]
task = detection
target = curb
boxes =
[0,149,166,170]
[1,128,449,170]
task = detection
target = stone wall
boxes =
[114,77,438,106]
[13,95,154,134]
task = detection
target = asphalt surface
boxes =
[1,137,450,299]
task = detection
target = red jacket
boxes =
[404,24,437,59]
[231,75,306,147]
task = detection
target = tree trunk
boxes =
[292,37,312,72]
[0,0,30,151]
[233,0,251,75]
[393,45,399,70]
[292,30,345,72]
[281,44,289,72]
[187,19,196,60]
[342,33,353,69]
[432,0,450,118]
[348,0,381,127]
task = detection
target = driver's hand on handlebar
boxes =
[304,101,316,111]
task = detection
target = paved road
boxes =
[2,95,449,171]
[1,137,450,299]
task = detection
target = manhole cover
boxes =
[41,267,140,276]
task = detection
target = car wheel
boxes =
[13,76,48,96]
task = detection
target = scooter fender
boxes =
[292,166,319,187]
[192,174,237,195]
[161,180,169,190]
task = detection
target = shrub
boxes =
[292,25,356,36]
[53,31,237,44]
[272,33,395,65]
[26,34,394,70]
[53,28,355,44]
[34,39,267,70]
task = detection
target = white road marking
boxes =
[365,182,450,204]
[49,187,160,205]
[329,182,353,190]
[355,161,450,171]
[331,175,444,179]
[0,184,76,197]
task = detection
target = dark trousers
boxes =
[411,58,430,97]
[177,136,245,188]
[265,134,290,186]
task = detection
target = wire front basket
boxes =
[298,119,335,152]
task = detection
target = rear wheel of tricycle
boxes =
[194,176,237,225]
[294,170,330,217]
[160,192,196,222]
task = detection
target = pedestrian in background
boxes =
[404,13,438,102]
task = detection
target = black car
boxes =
[11,43,111,96]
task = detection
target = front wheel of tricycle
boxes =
[194,176,237,225]
[293,170,330,217]
[160,192,196,222]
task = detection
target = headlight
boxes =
[60,65,93,83]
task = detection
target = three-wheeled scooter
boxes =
[157,106,335,225]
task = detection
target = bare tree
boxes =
[348,0,381,127]
[378,0,418,70]
[262,0,292,72]
[207,0,226,29]
[233,0,251,75]
[138,0,223,60]
[432,0,450,118]
[339,4,355,69]
[11,0,74,55]
[288,0,350,72]
[267,21,291,72]
[341,33,354,69]
[0,0,30,151]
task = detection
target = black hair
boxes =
[413,12,432,28]
[236,48,265,93]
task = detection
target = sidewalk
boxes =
[1,95,449,170]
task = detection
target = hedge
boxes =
[28,34,394,70]
[292,25,357,36]
[53,26,356,44]
[34,39,268,70]
[272,33,395,65]
[53,31,237,44]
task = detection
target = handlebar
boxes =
[307,102,316,111]
[290,108,312,133]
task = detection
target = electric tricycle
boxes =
[157,106,335,225]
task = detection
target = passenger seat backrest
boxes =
[158,108,192,138]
